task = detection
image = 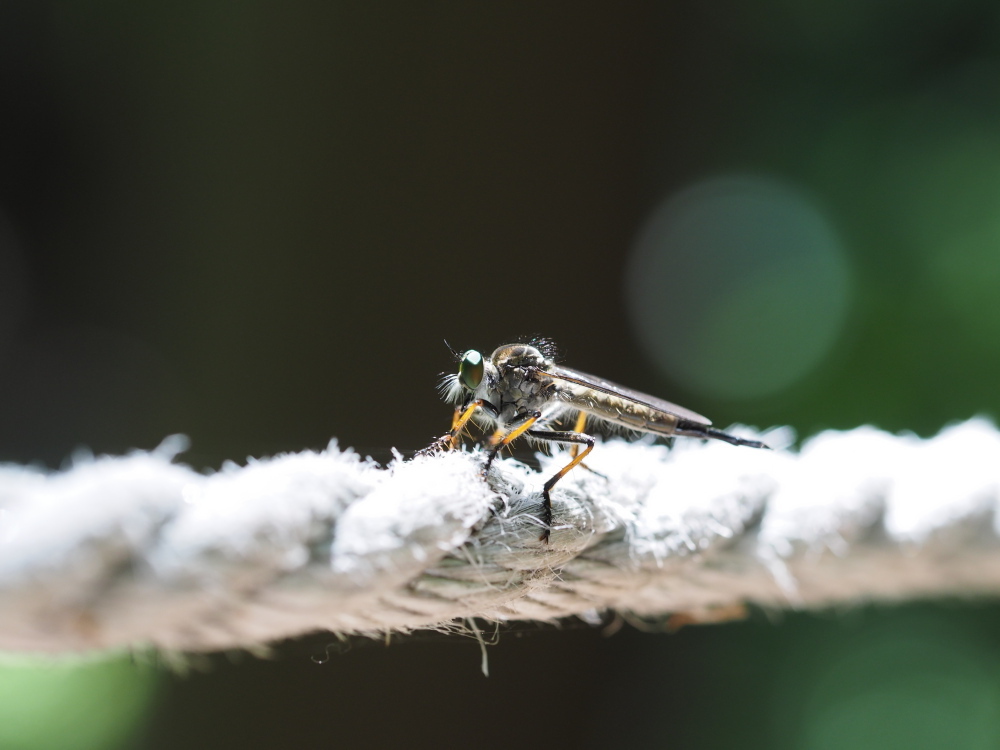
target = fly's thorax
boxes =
[491,344,554,409]
[489,344,550,371]
[495,363,557,420]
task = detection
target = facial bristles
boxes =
[436,372,465,404]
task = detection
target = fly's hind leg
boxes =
[568,413,607,479]
[525,429,595,542]
[569,412,587,458]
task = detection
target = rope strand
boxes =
[0,419,997,654]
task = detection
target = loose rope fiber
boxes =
[0,419,998,654]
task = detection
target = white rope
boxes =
[0,419,998,655]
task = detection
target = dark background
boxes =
[3,2,1000,748]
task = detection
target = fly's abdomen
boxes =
[556,381,680,436]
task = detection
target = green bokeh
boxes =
[0,655,160,750]
[627,176,853,401]
[773,612,1000,750]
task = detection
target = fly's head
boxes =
[438,347,501,410]
[437,341,555,418]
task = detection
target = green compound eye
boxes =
[459,350,484,390]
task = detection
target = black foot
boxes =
[538,490,553,542]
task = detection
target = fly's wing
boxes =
[548,365,712,426]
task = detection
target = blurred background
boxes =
[2,1,1000,748]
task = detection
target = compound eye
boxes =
[459,350,484,390]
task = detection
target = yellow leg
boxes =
[445,407,464,449]
[446,400,488,448]
[544,438,594,493]
[483,411,542,474]
[570,412,587,458]
[416,401,495,457]
[493,413,539,450]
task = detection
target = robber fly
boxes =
[423,339,768,541]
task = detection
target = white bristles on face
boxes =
[437,372,464,405]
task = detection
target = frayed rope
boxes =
[0,419,998,654]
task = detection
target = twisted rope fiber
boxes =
[1,420,999,654]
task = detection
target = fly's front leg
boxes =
[417,399,498,456]
[445,405,472,449]
[448,399,499,448]
[524,429,595,542]
[426,407,464,451]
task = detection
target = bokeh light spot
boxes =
[930,219,1000,341]
[817,84,1000,347]
[0,655,160,750]
[774,615,1000,750]
[625,175,853,400]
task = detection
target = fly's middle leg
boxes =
[484,411,541,474]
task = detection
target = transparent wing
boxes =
[548,365,712,426]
